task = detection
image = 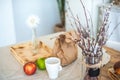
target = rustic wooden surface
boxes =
[100,46,120,80]
[10,41,53,65]
[0,31,120,80]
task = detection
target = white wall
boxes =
[0,0,16,47]
[108,6,120,42]
[0,0,60,46]
[12,0,60,42]
[66,0,111,32]
[105,5,120,51]
[65,0,120,51]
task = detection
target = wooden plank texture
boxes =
[101,46,120,80]
[10,41,53,65]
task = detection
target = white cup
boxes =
[45,57,62,79]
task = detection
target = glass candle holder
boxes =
[82,53,103,80]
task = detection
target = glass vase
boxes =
[31,27,38,54]
[82,53,103,80]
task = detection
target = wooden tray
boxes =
[108,68,120,80]
[10,41,53,65]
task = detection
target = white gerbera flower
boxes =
[26,15,40,28]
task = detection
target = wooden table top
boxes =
[0,31,119,80]
[101,46,120,80]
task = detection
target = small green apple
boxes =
[36,58,46,70]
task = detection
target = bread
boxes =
[114,61,120,75]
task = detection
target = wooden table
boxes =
[0,32,120,80]
[101,46,120,80]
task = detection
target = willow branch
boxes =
[79,0,89,28]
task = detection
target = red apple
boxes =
[23,62,37,75]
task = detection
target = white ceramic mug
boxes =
[45,57,62,79]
